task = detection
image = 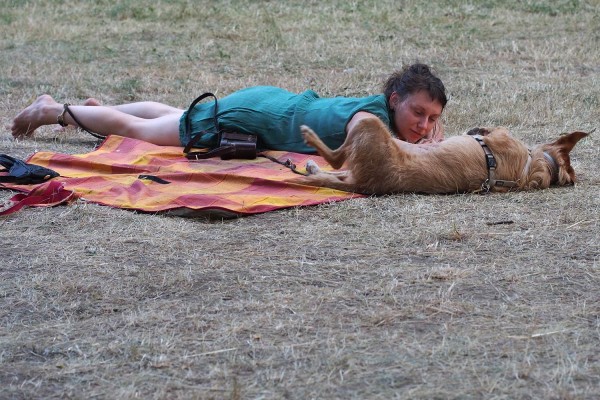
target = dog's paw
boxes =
[466,127,491,136]
[305,159,321,175]
[300,125,319,146]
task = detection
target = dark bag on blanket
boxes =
[0,154,59,184]
[183,93,257,160]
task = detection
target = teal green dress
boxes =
[179,86,392,154]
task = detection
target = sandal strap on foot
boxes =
[56,103,70,127]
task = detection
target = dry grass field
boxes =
[1,0,599,399]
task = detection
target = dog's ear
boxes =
[551,131,589,154]
[466,127,490,136]
[541,131,589,185]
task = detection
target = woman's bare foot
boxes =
[11,95,62,138]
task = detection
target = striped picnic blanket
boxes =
[0,135,361,217]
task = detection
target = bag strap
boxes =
[186,145,238,160]
[0,181,76,216]
[183,92,220,157]
[258,153,308,176]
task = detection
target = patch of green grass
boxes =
[109,3,156,20]
[2,0,32,7]
[521,0,584,15]
[116,78,144,101]
[0,11,15,24]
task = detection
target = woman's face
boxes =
[390,90,443,143]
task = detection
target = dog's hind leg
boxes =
[342,117,407,194]
[301,125,348,169]
[305,159,321,175]
[296,169,357,192]
[305,159,347,176]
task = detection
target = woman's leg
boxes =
[85,98,183,119]
[11,95,183,146]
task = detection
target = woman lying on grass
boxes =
[11,63,447,153]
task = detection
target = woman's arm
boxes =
[345,111,378,134]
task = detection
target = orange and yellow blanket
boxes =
[0,135,361,217]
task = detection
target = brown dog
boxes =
[297,117,588,194]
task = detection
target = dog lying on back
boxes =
[297,117,588,194]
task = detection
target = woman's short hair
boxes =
[383,63,447,108]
